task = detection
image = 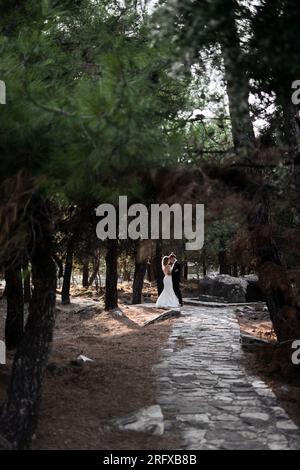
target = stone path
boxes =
[154,305,300,450]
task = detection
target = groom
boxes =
[169,253,183,307]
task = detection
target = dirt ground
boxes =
[69,279,199,305]
[237,305,300,426]
[0,289,180,450]
[1,281,300,448]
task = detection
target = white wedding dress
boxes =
[156,268,180,308]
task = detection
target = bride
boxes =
[156,256,180,308]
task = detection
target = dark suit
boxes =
[171,260,183,306]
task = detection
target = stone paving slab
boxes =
[153,305,300,450]
[183,298,264,308]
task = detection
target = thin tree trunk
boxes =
[155,241,164,296]
[183,261,188,281]
[232,263,238,277]
[202,247,207,277]
[88,258,100,286]
[219,248,229,275]
[22,258,31,303]
[132,260,147,304]
[4,263,24,350]
[53,253,64,279]
[82,261,89,287]
[61,238,74,304]
[148,256,156,283]
[105,239,118,310]
[0,195,56,449]
[96,273,102,293]
[146,263,152,282]
[202,259,207,277]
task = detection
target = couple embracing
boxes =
[156,253,183,309]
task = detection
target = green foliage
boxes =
[0,0,190,207]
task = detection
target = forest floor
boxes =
[0,289,181,449]
[0,281,300,448]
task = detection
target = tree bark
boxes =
[22,258,31,303]
[219,248,230,275]
[53,253,64,279]
[146,263,152,282]
[183,261,188,281]
[154,241,164,296]
[82,261,89,287]
[105,239,118,310]
[220,5,256,160]
[249,190,300,341]
[202,260,207,277]
[148,256,156,283]
[278,97,300,208]
[222,48,255,159]
[4,263,24,350]
[132,260,147,304]
[232,263,238,277]
[88,258,100,286]
[61,238,74,304]
[202,247,207,277]
[0,195,57,449]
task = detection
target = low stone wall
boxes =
[198,275,265,303]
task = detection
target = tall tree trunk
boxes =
[220,5,256,160]
[53,253,64,279]
[61,238,74,305]
[4,263,24,350]
[132,258,147,305]
[146,263,152,282]
[22,258,31,303]
[278,97,300,207]
[278,96,300,158]
[148,256,156,283]
[219,248,229,275]
[123,270,131,282]
[88,258,100,286]
[154,241,164,296]
[202,247,207,277]
[222,47,255,159]
[0,195,56,449]
[232,263,238,277]
[249,190,300,341]
[183,261,188,281]
[82,261,89,287]
[105,239,118,310]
